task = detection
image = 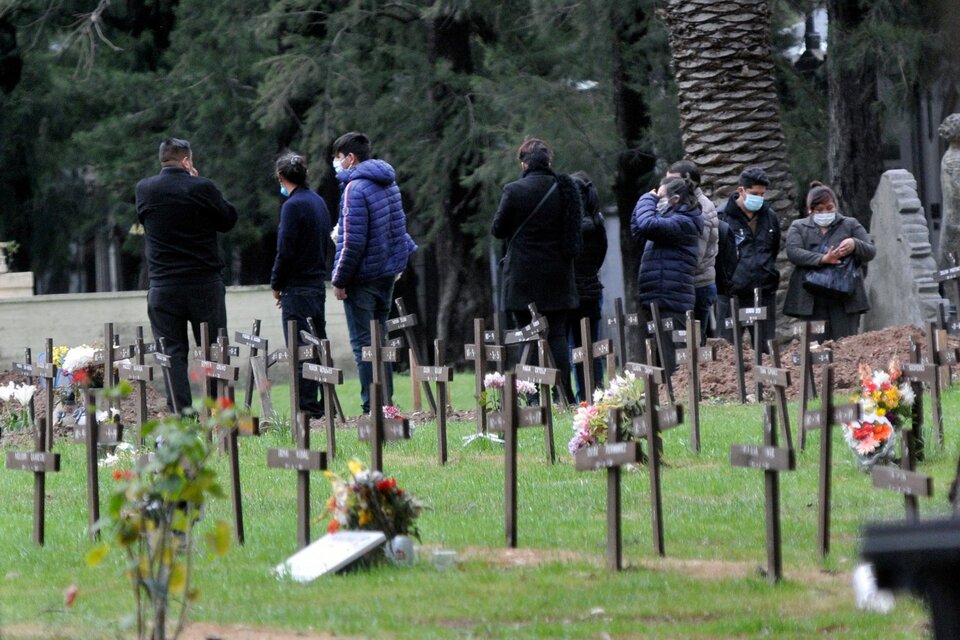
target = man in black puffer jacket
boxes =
[717,166,780,354]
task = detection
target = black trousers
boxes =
[148,280,227,413]
[510,308,574,404]
[280,285,326,418]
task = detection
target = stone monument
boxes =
[0,241,34,298]
[861,170,947,331]
[937,113,960,265]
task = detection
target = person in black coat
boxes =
[492,138,582,403]
[271,152,332,420]
[783,181,875,340]
[136,137,237,413]
[717,166,780,354]
[568,171,608,402]
[631,176,703,376]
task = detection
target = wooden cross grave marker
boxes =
[464,318,506,444]
[606,296,649,368]
[488,364,557,464]
[6,417,60,546]
[722,289,768,403]
[386,297,437,414]
[730,404,796,583]
[571,316,615,404]
[871,427,932,523]
[360,319,404,409]
[306,316,347,422]
[646,302,677,403]
[801,365,860,559]
[234,319,272,419]
[267,410,327,550]
[76,387,123,540]
[300,337,344,461]
[265,321,318,443]
[902,339,942,454]
[500,372,549,548]
[933,252,960,325]
[12,339,57,449]
[410,339,453,465]
[357,381,411,473]
[575,407,642,571]
[626,361,684,557]
[673,311,717,453]
[117,327,154,442]
[754,345,794,452]
[152,337,178,414]
[505,303,571,407]
[790,320,829,450]
[195,326,240,438]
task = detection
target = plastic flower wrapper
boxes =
[568,372,645,455]
[842,413,897,471]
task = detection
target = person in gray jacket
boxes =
[783,181,876,340]
[668,160,718,345]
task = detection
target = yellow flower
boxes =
[348,459,364,477]
[358,510,372,526]
[876,408,886,417]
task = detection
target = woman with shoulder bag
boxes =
[784,181,876,341]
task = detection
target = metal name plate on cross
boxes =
[6,417,60,546]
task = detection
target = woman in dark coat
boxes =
[783,181,876,340]
[492,138,582,403]
[631,176,703,375]
[568,171,608,402]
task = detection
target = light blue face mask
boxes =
[279,185,290,197]
[743,193,764,212]
[813,212,837,227]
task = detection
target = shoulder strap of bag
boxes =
[816,223,844,253]
[508,180,558,246]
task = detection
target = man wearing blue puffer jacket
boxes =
[631,176,703,376]
[330,132,417,414]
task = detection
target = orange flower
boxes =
[73,368,90,385]
[327,519,340,533]
[63,584,78,608]
[872,423,892,441]
[112,469,123,481]
[217,396,234,410]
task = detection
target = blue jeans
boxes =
[280,285,326,418]
[694,284,717,346]
[343,276,395,413]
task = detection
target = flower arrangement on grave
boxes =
[59,344,105,389]
[383,404,404,420]
[841,361,916,470]
[568,371,645,456]
[323,459,424,543]
[0,380,36,433]
[479,371,538,412]
[86,385,233,640]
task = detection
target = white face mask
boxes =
[332,158,344,173]
[656,197,670,214]
[813,211,837,227]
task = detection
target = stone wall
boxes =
[0,285,352,381]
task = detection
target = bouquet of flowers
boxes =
[841,360,916,470]
[323,459,424,542]
[0,381,36,433]
[479,372,538,412]
[568,371,645,455]
[59,344,105,389]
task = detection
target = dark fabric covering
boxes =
[492,168,583,312]
[271,186,332,290]
[573,202,607,302]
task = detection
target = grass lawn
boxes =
[1,372,953,638]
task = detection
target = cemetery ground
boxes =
[2,373,954,639]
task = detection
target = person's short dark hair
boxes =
[276,152,308,185]
[517,138,553,170]
[806,180,838,211]
[159,138,191,165]
[660,175,698,210]
[571,171,599,216]
[738,166,769,188]
[668,159,701,187]
[332,132,372,162]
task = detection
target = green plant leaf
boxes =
[85,543,110,567]
[169,561,187,595]
[205,519,231,557]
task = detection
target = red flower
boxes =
[217,396,234,410]
[376,478,397,492]
[853,424,874,441]
[327,519,340,533]
[73,368,90,385]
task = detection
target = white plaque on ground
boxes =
[273,531,386,582]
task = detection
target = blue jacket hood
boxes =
[338,159,396,187]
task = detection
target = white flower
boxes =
[11,384,36,406]
[95,408,120,423]
[483,372,505,389]
[898,383,915,407]
[61,345,97,374]
[0,381,16,402]
[872,371,891,387]
[515,379,538,396]
[592,388,605,403]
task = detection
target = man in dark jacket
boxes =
[717,166,780,354]
[631,176,703,375]
[136,137,238,412]
[331,132,417,414]
[492,138,582,403]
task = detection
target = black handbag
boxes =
[802,258,859,299]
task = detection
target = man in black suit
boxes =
[136,138,238,412]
